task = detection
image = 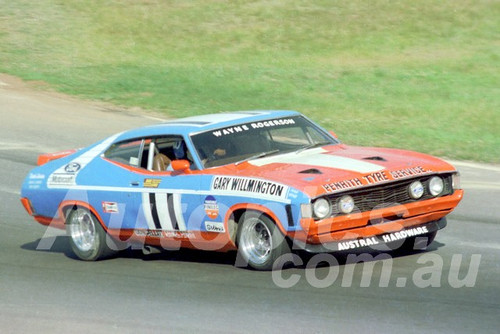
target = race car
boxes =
[20,110,463,270]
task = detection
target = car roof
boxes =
[115,110,302,142]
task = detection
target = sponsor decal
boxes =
[362,171,389,184]
[337,226,429,251]
[134,229,195,239]
[102,201,119,214]
[48,163,83,187]
[381,226,429,243]
[204,196,219,219]
[47,174,76,186]
[211,176,289,200]
[129,157,139,167]
[205,221,225,233]
[322,166,431,193]
[144,178,161,188]
[211,118,296,137]
[64,162,81,173]
[288,189,299,199]
[164,231,195,239]
[323,177,363,192]
[134,229,163,238]
[390,166,429,179]
[28,173,45,189]
[338,237,380,251]
[28,173,46,180]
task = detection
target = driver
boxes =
[173,140,187,160]
[167,139,193,171]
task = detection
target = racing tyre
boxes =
[236,211,291,270]
[66,207,116,261]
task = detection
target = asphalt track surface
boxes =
[0,74,499,333]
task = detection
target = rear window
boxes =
[104,139,144,167]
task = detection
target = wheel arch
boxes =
[226,203,288,242]
[58,201,107,231]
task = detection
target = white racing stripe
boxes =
[173,193,187,231]
[47,132,123,188]
[52,133,122,173]
[72,134,121,166]
[142,192,187,231]
[155,193,174,230]
[250,148,385,174]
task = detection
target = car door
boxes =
[102,135,229,250]
[129,136,205,235]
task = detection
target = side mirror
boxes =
[171,159,191,173]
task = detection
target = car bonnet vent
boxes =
[299,168,322,174]
[363,156,387,161]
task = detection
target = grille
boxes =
[326,174,453,216]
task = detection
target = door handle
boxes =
[130,181,140,186]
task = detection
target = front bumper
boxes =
[293,217,447,253]
[294,189,462,240]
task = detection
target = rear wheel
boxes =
[66,207,116,261]
[236,211,291,270]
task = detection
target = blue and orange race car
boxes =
[20,111,463,270]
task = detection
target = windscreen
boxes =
[191,115,337,168]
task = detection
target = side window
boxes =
[104,139,144,167]
[146,136,196,172]
[104,136,197,171]
[305,125,328,143]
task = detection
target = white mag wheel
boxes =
[236,211,290,270]
[66,207,116,261]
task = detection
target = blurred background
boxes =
[0,0,498,162]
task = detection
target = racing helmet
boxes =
[173,140,186,160]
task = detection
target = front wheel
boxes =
[66,207,116,261]
[236,211,291,270]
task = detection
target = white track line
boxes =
[446,160,500,172]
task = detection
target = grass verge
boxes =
[0,0,498,162]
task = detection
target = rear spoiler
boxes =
[37,149,78,166]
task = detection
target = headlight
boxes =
[429,176,444,196]
[313,198,331,219]
[409,181,424,199]
[338,195,354,214]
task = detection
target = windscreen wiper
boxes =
[295,141,332,154]
[235,149,280,165]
